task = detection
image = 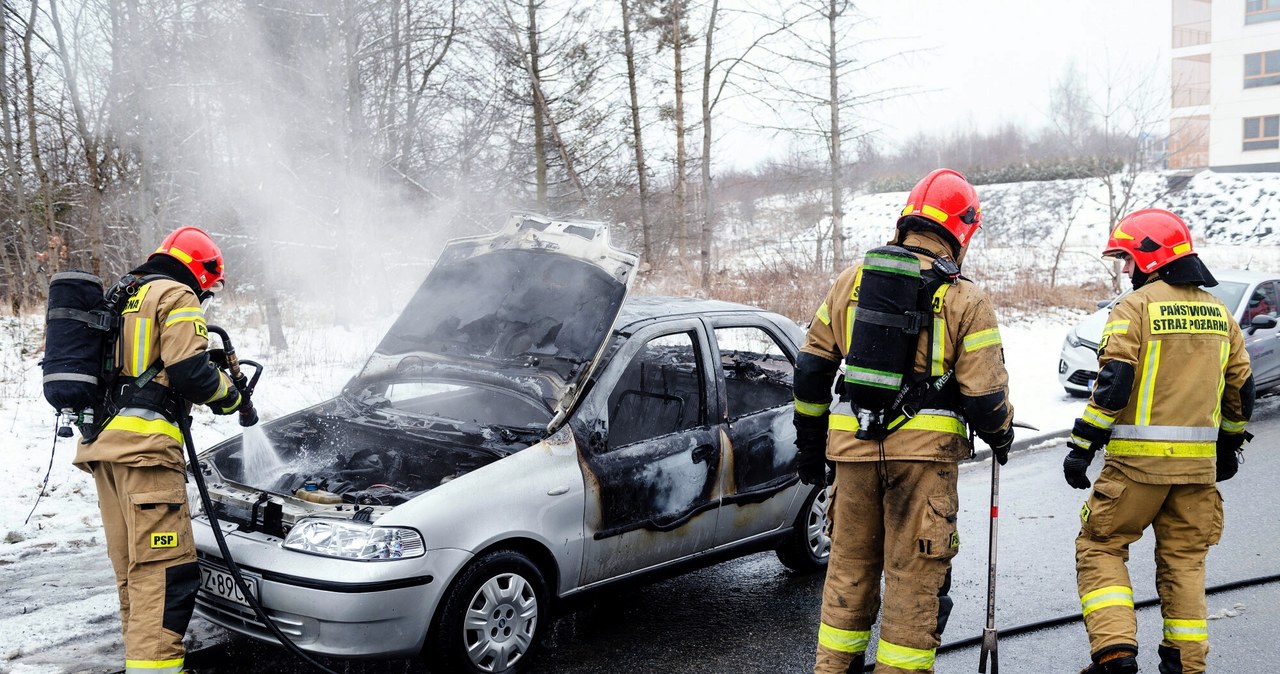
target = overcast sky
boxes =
[725,0,1173,167]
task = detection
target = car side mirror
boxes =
[1248,314,1278,334]
[1096,299,1114,309]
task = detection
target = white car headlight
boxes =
[283,519,425,560]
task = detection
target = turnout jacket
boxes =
[795,231,1014,462]
[1079,279,1252,484]
[74,277,236,473]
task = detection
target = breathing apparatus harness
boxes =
[841,244,963,442]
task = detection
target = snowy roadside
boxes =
[0,306,1084,674]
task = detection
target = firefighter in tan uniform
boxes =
[1063,209,1253,674]
[793,169,1015,674]
[73,227,243,674]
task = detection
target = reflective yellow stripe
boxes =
[830,412,966,436]
[164,246,194,263]
[929,284,950,376]
[816,302,831,326]
[1103,320,1130,336]
[132,317,153,377]
[1081,406,1115,430]
[165,306,206,328]
[845,307,854,352]
[963,327,1001,352]
[124,657,184,673]
[204,373,231,405]
[818,623,870,653]
[1136,340,1161,425]
[1220,419,1246,433]
[919,204,949,225]
[795,398,830,417]
[1164,618,1208,642]
[875,639,935,670]
[1106,440,1216,457]
[104,415,183,445]
[1081,585,1134,617]
[1213,341,1229,427]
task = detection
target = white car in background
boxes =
[1059,269,1280,397]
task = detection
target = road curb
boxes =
[965,428,1068,465]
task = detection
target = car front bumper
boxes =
[192,517,471,658]
[1058,336,1098,396]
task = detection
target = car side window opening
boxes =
[606,331,705,448]
[1249,282,1280,321]
[714,326,794,420]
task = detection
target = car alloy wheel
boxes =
[428,549,550,674]
[776,485,832,572]
[464,571,538,672]
[805,486,832,560]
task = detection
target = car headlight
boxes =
[1065,329,1083,349]
[283,518,425,560]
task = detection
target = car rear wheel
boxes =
[776,485,831,572]
[426,549,549,674]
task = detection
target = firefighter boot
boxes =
[1078,649,1138,674]
[845,653,865,673]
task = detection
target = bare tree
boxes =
[620,0,652,265]
[697,0,803,290]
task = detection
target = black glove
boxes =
[1063,444,1095,489]
[207,348,229,369]
[794,412,830,486]
[208,388,242,415]
[1216,431,1246,482]
[978,426,1015,465]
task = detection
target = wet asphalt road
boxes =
[182,404,1280,674]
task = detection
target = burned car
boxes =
[190,214,829,674]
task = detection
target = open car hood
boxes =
[346,214,638,428]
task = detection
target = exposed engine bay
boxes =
[199,395,545,535]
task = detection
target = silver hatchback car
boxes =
[1059,268,1280,397]
[190,214,829,673]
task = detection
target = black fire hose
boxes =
[855,571,1280,672]
[180,327,340,674]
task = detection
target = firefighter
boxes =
[793,168,1015,674]
[73,226,243,674]
[1063,209,1252,674]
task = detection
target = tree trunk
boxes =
[672,0,687,264]
[23,0,58,277]
[698,0,718,291]
[621,0,651,266]
[826,0,845,271]
[49,0,106,277]
[0,7,33,310]
[527,0,548,211]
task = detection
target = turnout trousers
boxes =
[815,460,959,674]
[1075,464,1224,674]
[91,461,200,674]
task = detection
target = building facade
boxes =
[1170,0,1280,171]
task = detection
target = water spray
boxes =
[189,325,339,674]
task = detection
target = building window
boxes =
[1243,115,1280,151]
[1245,51,1280,87]
[1246,0,1280,24]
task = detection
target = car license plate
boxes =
[199,563,257,607]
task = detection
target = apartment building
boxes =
[1169,0,1280,171]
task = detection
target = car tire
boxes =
[776,485,831,572]
[426,549,550,674]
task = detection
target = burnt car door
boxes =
[705,318,801,546]
[577,319,723,584]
